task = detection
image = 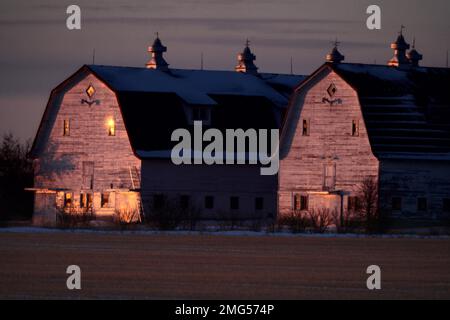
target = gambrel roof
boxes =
[333,63,450,158]
[30,65,305,158]
[282,62,450,160]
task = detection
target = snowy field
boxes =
[0,228,449,299]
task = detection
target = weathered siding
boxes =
[141,159,277,219]
[33,73,140,223]
[279,67,379,215]
[379,159,450,218]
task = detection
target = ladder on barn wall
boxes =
[129,165,145,221]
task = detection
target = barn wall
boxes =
[279,67,379,216]
[379,159,450,219]
[141,159,277,220]
[32,73,140,224]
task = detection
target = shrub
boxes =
[277,211,310,233]
[56,205,94,228]
[308,208,333,233]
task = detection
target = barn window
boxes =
[323,164,336,191]
[192,106,210,124]
[86,84,96,98]
[64,193,72,208]
[107,118,115,136]
[80,193,93,209]
[294,194,308,211]
[153,194,165,210]
[417,198,427,211]
[348,196,360,211]
[352,120,359,136]
[230,196,239,210]
[443,199,450,212]
[255,197,264,211]
[205,196,214,209]
[392,197,402,211]
[80,193,85,208]
[101,193,110,208]
[302,119,310,136]
[180,195,190,210]
[63,120,70,136]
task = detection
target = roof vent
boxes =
[146,33,169,71]
[235,39,258,75]
[326,40,345,64]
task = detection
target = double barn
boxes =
[29,34,450,225]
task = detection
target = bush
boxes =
[145,196,184,230]
[56,206,94,228]
[115,208,141,229]
[308,208,333,233]
[277,211,310,233]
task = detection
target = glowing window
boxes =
[107,118,115,136]
[63,119,70,136]
[64,193,72,208]
[86,84,95,98]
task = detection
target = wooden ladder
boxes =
[129,164,144,221]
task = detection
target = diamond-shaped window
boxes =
[327,83,337,97]
[86,85,96,98]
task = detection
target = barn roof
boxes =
[30,65,305,158]
[87,65,305,107]
[332,63,450,159]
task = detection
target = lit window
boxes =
[352,120,359,136]
[107,118,115,136]
[101,193,109,208]
[86,84,95,98]
[64,193,72,208]
[302,119,310,136]
[63,119,70,136]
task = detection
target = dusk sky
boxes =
[1,0,449,141]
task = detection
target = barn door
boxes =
[82,161,94,189]
[324,163,336,191]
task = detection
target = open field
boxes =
[0,229,449,299]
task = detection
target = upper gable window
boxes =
[352,120,359,137]
[107,118,115,136]
[192,106,211,125]
[63,119,70,136]
[302,119,310,136]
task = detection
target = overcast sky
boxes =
[1,0,449,141]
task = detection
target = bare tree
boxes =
[357,176,380,233]
[0,133,33,221]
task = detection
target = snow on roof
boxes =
[87,65,305,107]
